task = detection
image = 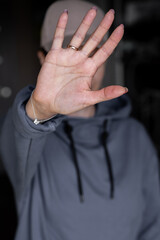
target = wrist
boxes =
[26,91,57,123]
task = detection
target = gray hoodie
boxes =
[0,85,160,240]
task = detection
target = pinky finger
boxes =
[92,24,124,68]
[51,9,68,50]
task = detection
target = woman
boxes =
[0,1,160,239]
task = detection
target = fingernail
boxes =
[63,9,68,13]
[125,87,128,93]
[92,6,97,11]
[120,24,124,29]
[110,9,115,14]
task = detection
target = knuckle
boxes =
[109,37,118,48]
[99,23,107,31]
[74,32,84,40]
[82,20,90,28]
[90,34,100,43]
[100,46,110,57]
[54,35,63,40]
[56,25,65,30]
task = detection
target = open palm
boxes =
[32,7,127,118]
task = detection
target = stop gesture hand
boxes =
[26,7,127,120]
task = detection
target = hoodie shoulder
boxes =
[122,116,157,159]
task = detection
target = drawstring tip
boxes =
[80,195,84,203]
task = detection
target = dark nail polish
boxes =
[91,6,97,11]
[63,9,68,13]
[110,9,115,14]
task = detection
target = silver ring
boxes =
[67,44,79,51]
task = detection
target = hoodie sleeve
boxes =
[138,151,160,240]
[0,85,65,208]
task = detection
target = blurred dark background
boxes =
[0,0,160,239]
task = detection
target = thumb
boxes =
[87,85,128,105]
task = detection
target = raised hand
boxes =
[26,7,127,120]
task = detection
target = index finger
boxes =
[51,9,69,50]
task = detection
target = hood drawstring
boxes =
[65,120,114,202]
[65,122,84,203]
[101,120,114,199]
